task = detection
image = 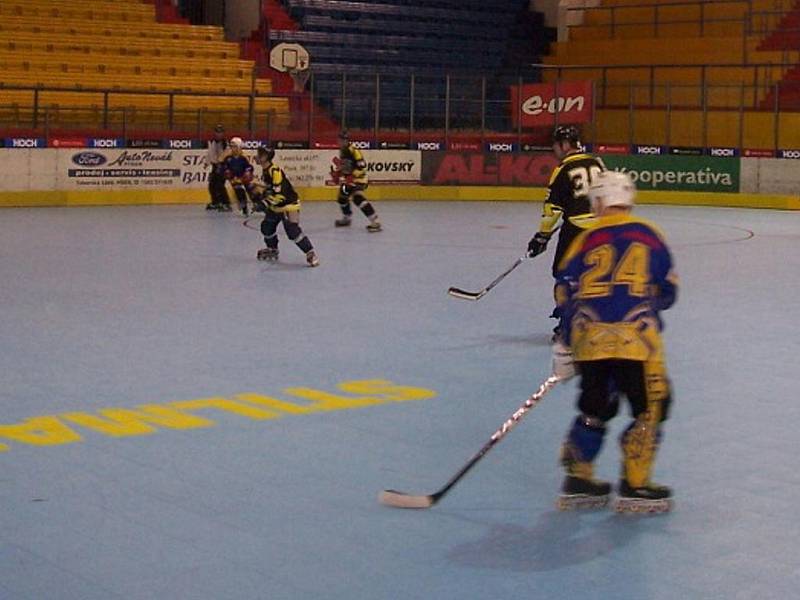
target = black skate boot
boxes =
[257,247,279,262]
[335,216,352,227]
[556,475,611,511]
[205,202,219,211]
[366,219,382,233]
[614,480,673,514]
[219,203,232,212]
[306,250,320,267]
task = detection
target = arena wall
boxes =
[0,148,797,210]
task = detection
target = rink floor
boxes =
[1,200,798,600]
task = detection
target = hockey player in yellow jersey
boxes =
[252,146,319,267]
[331,131,382,232]
[552,170,678,513]
[527,125,605,336]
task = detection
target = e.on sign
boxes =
[510,81,593,128]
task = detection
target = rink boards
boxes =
[0,148,798,210]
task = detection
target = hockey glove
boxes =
[527,232,551,258]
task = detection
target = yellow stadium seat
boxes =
[1,33,240,60]
[0,0,299,133]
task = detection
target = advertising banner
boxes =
[306,149,421,186]
[49,137,87,149]
[510,80,593,128]
[4,137,46,149]
[60,149,184,190]
[669,146,703,156]
[601,154,740,193]
[414,141,445,151]
[708,147,739,158]
[0,148,422,192]
[421,152,558,186]
[128,139,164,149]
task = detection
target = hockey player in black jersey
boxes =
[331,131,382,232]
[252,146,319,267]
[527,125,605,336]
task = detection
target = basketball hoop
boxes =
[289,67,310,93]
[269,42,312,93]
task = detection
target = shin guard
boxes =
[352,192,376,219]
[284,220,312,254]
[337,188,353,216]
[621,357,670,487]
[620,407,661,488]
[560,415,607,479]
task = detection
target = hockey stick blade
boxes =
[446,256,526,302]
[379,375,561,509]
[378,489,436,509]
[447,287,484,301]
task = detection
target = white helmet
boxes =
[229,136,243,148]
[588,170,636,213]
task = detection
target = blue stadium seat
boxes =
[271,0,550,130]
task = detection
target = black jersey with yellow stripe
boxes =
[263,164,299,212]
[339,143,368,184]
[540,151,606,275]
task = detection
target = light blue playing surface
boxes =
[1,201,798,599]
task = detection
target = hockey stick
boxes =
[447,227,560,301]
[447,256,526,301]
[379,374,561,509]
[243,216,260,231]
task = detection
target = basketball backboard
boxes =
[269,42,311,73]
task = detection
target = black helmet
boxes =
[257,146,275,161]
[213,123,225,134]
[338,130,349,141]
[552,125,581,145]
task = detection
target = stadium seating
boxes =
[265,0,551,130]
[0,0,291,134]
[547,0,799,147]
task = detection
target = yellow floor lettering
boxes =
[336,379,438,402]
[1,379,439,453]
[283,387,386,411]
[84,405,215,431]
[62,411,159,437]
[235,393,315,415]
[0,416,82,448]
[170,397,281,420]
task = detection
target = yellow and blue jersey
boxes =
[555,213,678,362]
[223,155,253,181]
